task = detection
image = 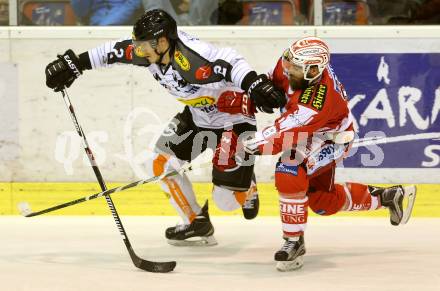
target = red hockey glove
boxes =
[213,130,242,172]
[217,91,256,117]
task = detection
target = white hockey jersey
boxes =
[85,30,256,129]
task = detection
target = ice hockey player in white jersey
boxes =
[45,9,286,246]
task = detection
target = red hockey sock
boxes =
[338,182,381,211]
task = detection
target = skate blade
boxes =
[167,235,218,247]
[400,185,417,225]
[276,256,304,272]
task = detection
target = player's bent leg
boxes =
[307,165,382,217]
[274,162,308,271]
[306,147,348,216]
[335,183,416,225]
[212,162,259,220]
[307,186,347,216]
[212,186,241,211]
[211,181,259,218]
[308,181,417,225]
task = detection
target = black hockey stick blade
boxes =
[137,258,176,273]
[127,242,176,273]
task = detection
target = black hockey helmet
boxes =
[132,9,178,42]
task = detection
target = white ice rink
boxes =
[1,216,439,291]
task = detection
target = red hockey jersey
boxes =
[251,58,354,155]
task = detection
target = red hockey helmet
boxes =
[282,36,330,82]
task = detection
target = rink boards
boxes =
[0,26,439,184]
[0,182,438,217]
[0,26,439,218]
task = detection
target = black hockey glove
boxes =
[45,49,84,92]
[245,74,286,113]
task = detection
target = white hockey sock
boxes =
[279,196,309,238]
[161,173,201,224]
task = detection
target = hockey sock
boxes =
[279,196,309,238]
[338,182,381,212]
[163,175,201,223]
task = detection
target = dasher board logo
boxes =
[332,53,440,168]
[174,50,191,71]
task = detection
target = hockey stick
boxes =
[18,162,208,217]
[49,88,175,273]
[352,132,440,148]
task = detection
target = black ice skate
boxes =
[369,185,417,226]
[242,187,259,220]
[165,201,217,246]
[274,236,306,272]
[241,177,259,220]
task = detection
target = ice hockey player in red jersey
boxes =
[44,9,286,246]
[217,36,416,271]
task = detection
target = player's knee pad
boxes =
[152,153,168,177]
[307,186,346,216]
[149,153,188,196]
[149,152,185,176]
[275,162,308,198]
[212,185,241,211]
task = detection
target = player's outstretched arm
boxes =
[45,38,147,92]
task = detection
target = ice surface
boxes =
[1,216,439,291]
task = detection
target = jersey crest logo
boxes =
[311,84,327,111]
[177,96,216,107]
[174,50,191,71]
[195,65,212,80]
[298,86,314,105]
[125,45,133,61]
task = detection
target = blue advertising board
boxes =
[332,54,440,168]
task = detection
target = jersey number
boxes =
[213,65,227,77]
[111,48,124,58]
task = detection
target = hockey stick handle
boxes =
[57,89,177,273]
[19,161,211,217]
[60,89,107,189]
[59,89,136,244]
